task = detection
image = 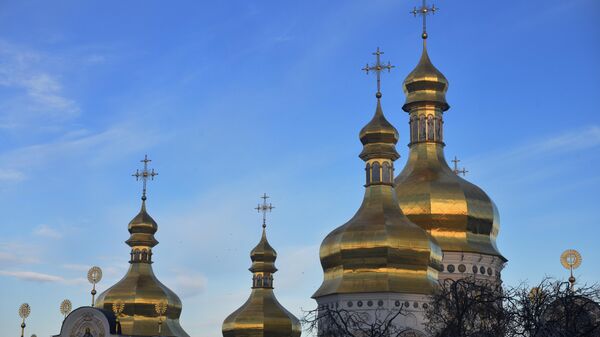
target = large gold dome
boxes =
[95,200,190,337]
[394,42,505,261]
[313,97,442,298]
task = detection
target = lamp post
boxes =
[18,303,30,337]
[87,266,103,306]
[560,249,582,290]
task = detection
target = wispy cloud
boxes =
[33,224,63,239]
[0,270,85,285]
[170,271,208,298]
[0,168,26,183]
[0,40,79,130]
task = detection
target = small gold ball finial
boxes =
[422,32,428,39]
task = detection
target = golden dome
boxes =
[359,99,400,162]
[394,42,506,262]
[95,200,190,337]
[313,99,442,298]
[402,42,449,112]
[223,228,301,337]
[394,146,505,259]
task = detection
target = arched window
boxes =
[372,162,381,183]
[134,249,141,262]
[382,162,391,183]
[410,116,418,142]
[141,250,148,262]
[365,163,371,185]
[427,115,434,140]
[419,116,426,141]
[256,275,263,287]
[435,117,442,141]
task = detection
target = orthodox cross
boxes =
[452,156,468,176]
[132,155,158,201]
[362,47,394,98]
[255,193,274,229]
[410,0,438,39]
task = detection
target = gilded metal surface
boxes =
[394,43,505,261]
[222,288,301,337]
[95,201,190,337]
[561,249,582,270]
[222,217,301,337]
[314,81,442,298]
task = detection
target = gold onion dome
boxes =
[222,227,301,337]
[402,42,449,112]
[96,163,190,337]
[313,87,442,298]
[394,41,505,261]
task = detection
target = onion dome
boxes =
[313,77,442,298]
[95,200,190,337]
[223,224,301,337]
[95,157,190,336]
[394,41,505,261]
[359,98,400,162]
[402,42,449,112]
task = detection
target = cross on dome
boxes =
[452,156,469,177]
[410,0,438,40]
[132,154,158,201]
[361,47,394,99]
[255,193,274,229]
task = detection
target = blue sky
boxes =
[0,0,598,336]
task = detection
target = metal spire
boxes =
[255,193,274,229]
[452,156,468,177]
[410,0,438,40]
[362,47,394,99]
[132,155,158,201]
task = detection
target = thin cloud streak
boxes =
[0,270,85,285]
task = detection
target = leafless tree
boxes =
[302,304,422,337]
[506,279,600,337]
[424,277,511,337]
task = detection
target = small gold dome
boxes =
[402,43,449,112]
[314,100,442,298]
[223,228,301,337]
[359,99,400,162]
[95,200,190,337]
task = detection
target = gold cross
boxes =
[410,0,438,39]
[132,155,158,200]
[362,47,394,98]
[452,156,468,177]
[255,193,274,229]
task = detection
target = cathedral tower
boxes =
[94,156,190,337]
[394,1,506,282]
[313,48,442,334]
[222,195,301,337]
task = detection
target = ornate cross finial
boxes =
[362,47,394,99]
[255,193,274,229]
[132,155,158,201]
[452,156,468,176]
[410,0,438,40]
